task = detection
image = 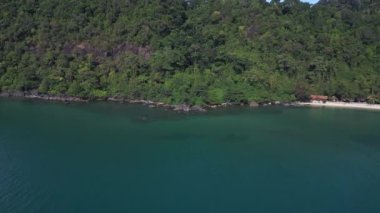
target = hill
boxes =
[1,0,379,104]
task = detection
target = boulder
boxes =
[0,92,10,97]
[249,101,259,107]
[108,96,124,102]
[173,104,190,112]
[11,91,25,97]
[30,89,39,96]
[190,105,206,112]
[329,96,338,102]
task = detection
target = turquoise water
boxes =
[0,99,379,213]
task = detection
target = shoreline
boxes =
[0,91,294,112]
[0,92,218,112]
[297,101,380,111]
[1,92,379,112]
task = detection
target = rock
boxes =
[0,92,10,97]
[145,100,154,105]
[25,94,39,98]
[329,96,338,102]
[108,97,124,102]
[274,101,281,105]
[29,89,39,96]
[249,101,259,107]
[11,91,25,97]
[173,104,190,112]
[190,105,206,112]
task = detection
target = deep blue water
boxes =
[0,99,379,212]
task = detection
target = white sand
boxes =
[297,101,380,111]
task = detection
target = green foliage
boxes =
[207,88,225,104]
[0,0,379,104]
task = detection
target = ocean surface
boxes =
[0,99,379,213]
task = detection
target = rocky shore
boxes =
[0,91,297,112]
[0,91,88,102]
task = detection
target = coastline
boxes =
[2,92,379,112]
[0,92,212,112]
[297,101,380,111]
[0,91,293,112]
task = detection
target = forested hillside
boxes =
[1,0,379,104]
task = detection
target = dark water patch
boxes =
[351,134,380,148]
[221,133,251,143]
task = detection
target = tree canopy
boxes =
[1,0,379,104]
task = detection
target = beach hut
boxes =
[310,95,328,103]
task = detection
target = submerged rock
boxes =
[137,116,148,121]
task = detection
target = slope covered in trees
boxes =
[1,0,379,104]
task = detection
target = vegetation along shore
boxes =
[3,91,380,112]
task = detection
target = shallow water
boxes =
[1,99,379,213]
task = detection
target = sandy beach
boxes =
[297,101,380,111]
